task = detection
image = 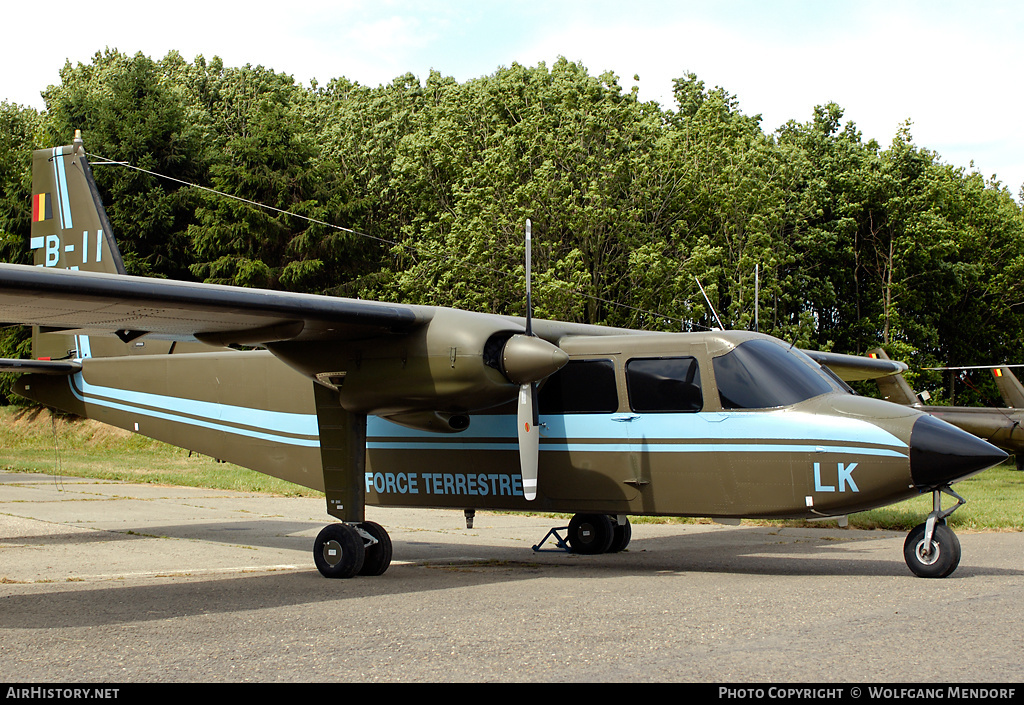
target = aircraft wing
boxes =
[802,349,909,381]
[0,262,427,345]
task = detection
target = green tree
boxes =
[186,64,325,289]
[0,102,44,402]
[3,50,1023,412]
[43,49,209,279]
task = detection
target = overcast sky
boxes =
[5,0,1023,196]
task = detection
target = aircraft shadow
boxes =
[0,520,323,551]
[3,523,1021,631]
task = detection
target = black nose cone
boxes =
[910,414,1008,489]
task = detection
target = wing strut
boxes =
[313,382,366,523]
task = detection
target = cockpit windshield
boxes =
[713,339,842,409]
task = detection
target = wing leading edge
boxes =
[804,349,909,381]
[0,262,427,345]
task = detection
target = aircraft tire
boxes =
[313,523,366,579]
[567,513,615,554]
[607,517,632,553]
[358,521,393,576]
[903,521,961,578]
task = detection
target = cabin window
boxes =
[626,357,703,413]
[713,339,839,409]
[538,359,618,414]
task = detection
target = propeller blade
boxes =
[525,218,532,337]
[517,382,539,500]
[517,218,540,501]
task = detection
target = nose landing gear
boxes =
[903,486,965,578]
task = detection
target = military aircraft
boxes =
[0,134,1008,580]
[870,349,1024,470]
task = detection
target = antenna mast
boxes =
[754,264,759,333]
[695,277,726,331]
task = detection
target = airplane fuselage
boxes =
[15,335,928,521]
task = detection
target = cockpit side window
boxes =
[713,339,839,409]
[626,357,703,413]
[538,359,618,414]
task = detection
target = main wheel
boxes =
[607,517,632,553]
[567,513,615,554]
[904,521,961,578]
[357,521,393,576]
[313,523,366,579]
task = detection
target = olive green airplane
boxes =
[869,348,1024,470]
[0,134,1008,580]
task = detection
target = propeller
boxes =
[506,219,558,500]
[519,219,539,500]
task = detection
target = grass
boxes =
[0,406,318,496]
[1,406,1021,531]
[846,465,1024,531]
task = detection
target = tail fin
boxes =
[29,132,158,360]
[31,131,125,275]
[868,348,922,405]
[992,367,1024,408]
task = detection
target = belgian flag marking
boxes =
[32,193,52,222]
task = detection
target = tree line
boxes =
[2,49,1023,405]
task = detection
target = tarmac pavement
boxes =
[1,472,1022,683]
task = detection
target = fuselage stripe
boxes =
[63,373,910,460]
[67,373,321,448]
[366,441,906,457]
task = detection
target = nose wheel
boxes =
[903,486,964,578]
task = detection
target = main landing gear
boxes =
[567,513,632,554]
[903,486,965,578]
[534,513,632,554]
[313,521,393,579]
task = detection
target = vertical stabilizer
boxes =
[992,367,1024,408]
[868,348,921,405]
[31,131,125,275]
[29,132,175,360]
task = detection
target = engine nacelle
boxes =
[269,308,567,418]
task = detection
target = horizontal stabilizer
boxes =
[0,357,81,375]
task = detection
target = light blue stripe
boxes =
[369,442,521,452]
[75,335,93,359]
[53,148,73,230]
[368,410,908,452]
[63,376,909,459]
[367,441,905,458]
[49,148,63,230]
[68,373,320,448]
